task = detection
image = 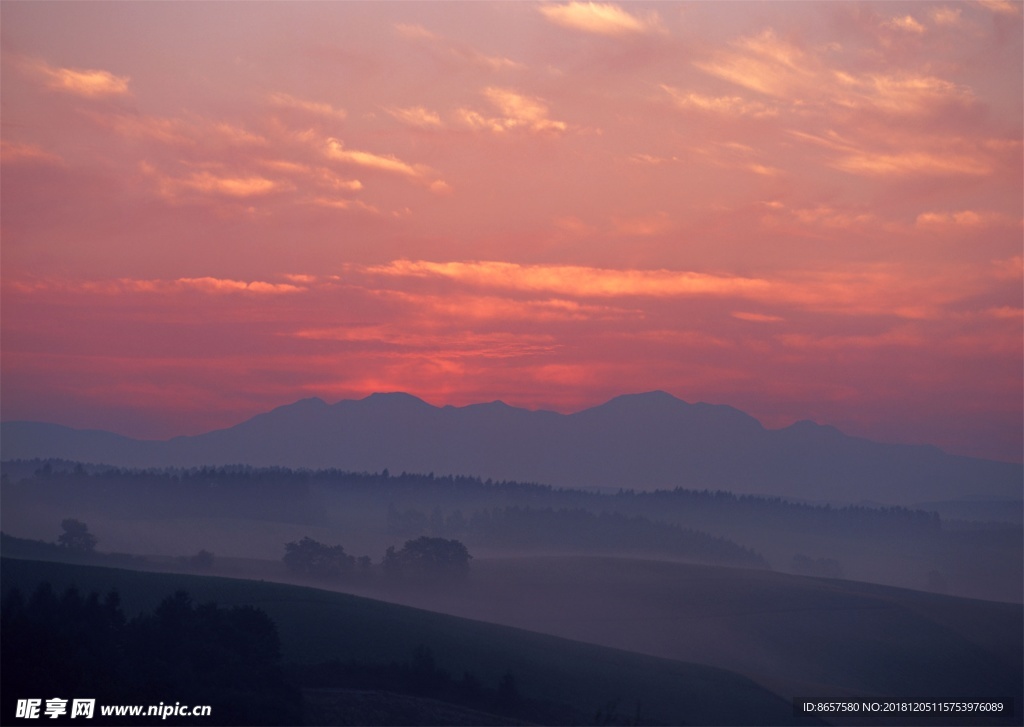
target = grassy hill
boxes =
[1,557,814,726]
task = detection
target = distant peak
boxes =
[361,392,431,406]
[460,399,520,412]
[604,391,687,406]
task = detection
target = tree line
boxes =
[1,583,568,725]
[3,459,947,534]
[1,584,300,725]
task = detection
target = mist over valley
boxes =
[3,414,1022,724]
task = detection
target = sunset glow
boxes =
[2,1,1021,462]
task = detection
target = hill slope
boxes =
[367,555,1023,709]
[0,557,811,726]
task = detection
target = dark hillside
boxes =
[350,555,1023,717]
[0,557,814,726]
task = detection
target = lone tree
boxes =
[57,519,97,553]
[283,537,355,580]
[189,549,215,570]
[383,536,471,582]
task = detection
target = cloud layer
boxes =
[2,1,1020,461]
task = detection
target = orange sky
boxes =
[2,1,1022,462]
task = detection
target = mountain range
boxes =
[2,391,1020,506]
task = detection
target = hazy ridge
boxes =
[3,391,1020,506]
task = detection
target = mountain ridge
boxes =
[2,391,1019,506]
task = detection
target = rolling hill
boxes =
[3,555,1019,726]
[1,557,815,726]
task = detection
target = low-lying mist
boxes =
[2,459,1022,724]
[3,459,1019,602]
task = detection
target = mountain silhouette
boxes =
[2,391,1020,505]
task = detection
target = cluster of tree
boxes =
[57,518,97,552]
[1,584,300,725]
[282,537,364,580]
[383,537,472,582]
[282,536,470,583]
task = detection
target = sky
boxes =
[1,1,1021,463]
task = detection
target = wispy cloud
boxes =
[86,112,192,145]
[539,2,662,36]
[386,106,444,129]
[789,129,995,178]
[882,15,926,34]
[11,276,307,296]
[661,86,778,119]
[357,259,1002,321]
[930,7,964,26]
[915,210,1018,228]
[698,28,975,116]
[324,138,445,191]
[832,148,993,177]
[294,325,558,359]
[0,140,64,165]
[732,311,784,323]
[977,0,1022,16]
[306,197,380,214]
[832,73,975,115]
[177,172,284,198]
[268,92,347,121]
[696,29,813,99]
[176,277,305,294]
[141,164,289,200]
[259,160,363,192]
[456,88,568,134]
[364,259,774,299]
[29,59,131,97]
[395,22,524,71]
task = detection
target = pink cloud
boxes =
[1,2,1019,461]
[27,59,131,97]
[538,2,662,36]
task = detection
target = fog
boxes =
[3,460,1022,724]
